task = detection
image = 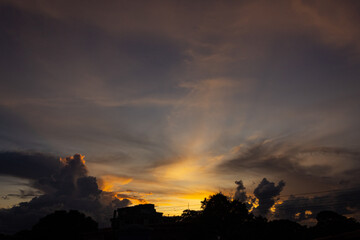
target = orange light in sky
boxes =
[98,175,133,192]
[270,199,283,213]
[60,154,86,165]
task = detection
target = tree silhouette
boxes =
[3,192,360,240]
[31,210,98,240]
[201,192,251,222]
[180,209,201,222]
[265,220,308,240]
[200,193,253,239]
[311,210,360,238]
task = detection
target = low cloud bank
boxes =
[0,152,130,234]
[235,178,285,216]
[234,178,360,223]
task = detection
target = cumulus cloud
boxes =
[0,152,131,234]
[253,178,285,216]
[233,178,285,216]
[234,178,360,223]
[2,189,42,200]
[234,180,247,203]
[0,151,60,180]
[275,187,360,223]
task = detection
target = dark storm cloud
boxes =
[218,140,308,174]
[233,178,286,216]
[234,180,247,203]
[2,189,42,200]
[302,147,360,157]
[275,186,360,222]
[0,152,130,234]
[219,139,360,183]
[0,151,60,180]
[233,179,360,222]
[253,178,285,216]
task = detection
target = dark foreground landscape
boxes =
[1,193,359,240]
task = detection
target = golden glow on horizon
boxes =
[96,168,215,216]
[178,191,215,200]
[87,155,287,217]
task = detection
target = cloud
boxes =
[233,178,286,216]
[234,180,247,203]
[5,0,360,51]
[219,138,360,184]
[220,138,360,220]
[253,178,285,216]
[0,151,60,180]
[2,189,42,200]
[292,0,360,50]
[0,0,359,224]
[232,178,360,223]
[0,152,131,234]
[97,175,133,192]
[275,186,360,223]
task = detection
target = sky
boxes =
[1,0,360,232]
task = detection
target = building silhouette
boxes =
[111,204,163,229]
[110,204,163,240]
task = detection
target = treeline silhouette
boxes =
[173,193,360,240]
[0,210,98,240]
[1,192,359,240]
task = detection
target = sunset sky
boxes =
[1,0,360,231]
